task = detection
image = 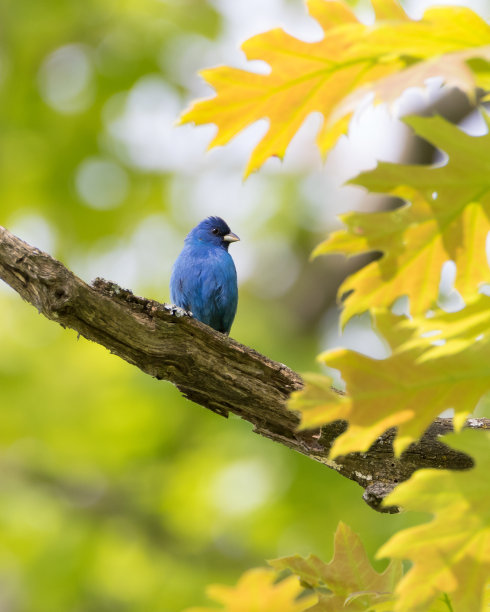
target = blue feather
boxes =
[170,217,239,334]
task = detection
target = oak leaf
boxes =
[289,311,490,455]
[270,522,402,611]
[183,568,317,612]
[378,430,490,612]
[399,293,490,362]
[315,114,490,325]
[179,0,490,176]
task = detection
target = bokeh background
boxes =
[0,0,488,610]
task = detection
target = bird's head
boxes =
[187,216,240,251]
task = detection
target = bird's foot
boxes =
[165,304,193,319]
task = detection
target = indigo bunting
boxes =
[170,216,239,334]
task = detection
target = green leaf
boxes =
[378,429,490,612]
[315,114,490,325]
[398,294,490,362]
[288,373,348,430]
[270,522,402,611]
[289,311,490,455]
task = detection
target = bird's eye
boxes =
[212,228,219,235]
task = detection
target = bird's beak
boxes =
[223,232,240,243]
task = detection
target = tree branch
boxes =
[0,226,488,512]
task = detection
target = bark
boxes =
[0,226,488,512]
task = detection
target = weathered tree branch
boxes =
[0,226,488,512]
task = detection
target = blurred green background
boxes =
[0,0,472,610]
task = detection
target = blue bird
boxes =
[170,216,239,334]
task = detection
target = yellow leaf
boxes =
[271,522,402,611]
[288,373,347,430]
[316,114,490,325]
[183,568,317,612]
[371,0,408,21]
[290,311,490,455]
[378,430,490,612]
[179,1,490,176]
[397,294,490,363]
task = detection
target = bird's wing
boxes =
[198,249,237,332]
[203,251,238,333]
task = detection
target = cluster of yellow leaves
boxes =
[188,433,489,612]
[316,114,490,325]
[179,0,490,176]
[380,430,490,612]
[290,308,490,456]
[290,112,490,455]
